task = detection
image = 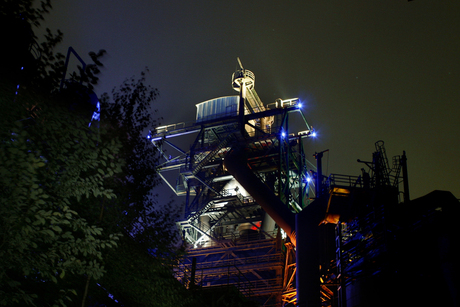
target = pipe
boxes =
[296,199,327,307]
[314,150,329,199]
[225,146,327,306]
[224,147,296,246]
[402,151,410,203]
[190,257,197,289]
[315,152,323,197]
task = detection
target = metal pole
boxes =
[239,82,246,136]
[402,151,410,203]
[299,136,304,209]
[190,257,197,289]
[315,152,323,198]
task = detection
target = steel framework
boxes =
[150,59,316,305]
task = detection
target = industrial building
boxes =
[149,59,459,306]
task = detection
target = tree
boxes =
[81,71,187,307]
[0,1,122,305]
[1,2,186,306]
[0,83,122,306]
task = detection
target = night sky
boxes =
[40,1,460,200]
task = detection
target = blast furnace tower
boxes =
[149,60,459,307]
[149,59,317,306]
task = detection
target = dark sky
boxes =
[40,1,460,200]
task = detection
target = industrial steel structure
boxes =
[150,59,316,306]
[150,60,459,306]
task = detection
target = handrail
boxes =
[327,174,362,188]
[155,121,189,133]
[187,254,284,271]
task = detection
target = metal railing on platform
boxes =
[327,174,362,188]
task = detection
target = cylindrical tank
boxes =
[232,69,255,92]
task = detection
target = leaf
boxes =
[51,225,62,233]
[43,229,55,237]
[8,147,18,154]
[59,270,65,279]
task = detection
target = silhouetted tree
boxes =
[81,71,186,307]
[0,65,122,307]
[1,1,186,306]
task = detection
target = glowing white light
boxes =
[280,228,287,240]
[281,132,286,138]
[311,132,317,137]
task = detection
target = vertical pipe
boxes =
[190,257,197,289]
[402,151,410,203]
[278,134,282,201]
[315,152,324,198]
[299,136,304,209]
[239,83,246,135]
[296,199,326,307]
[185,180,190,215]
[336,223,346,307]
[284,115,290,203]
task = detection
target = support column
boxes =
[296,199,326,307]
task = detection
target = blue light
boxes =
[311,131,317,137]
[88,101,101,127]
[146,130,152,139]
[297,102,302,108]
[281,131,286,138]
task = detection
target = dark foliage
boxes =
[0,1,186,306]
